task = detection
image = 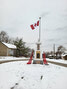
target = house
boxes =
[61,51,67,60]
[0,42,16,56]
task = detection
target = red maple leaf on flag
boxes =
[30,20,39,30]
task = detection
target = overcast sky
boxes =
[0,0,67,51]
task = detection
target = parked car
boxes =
[48,55,54,59]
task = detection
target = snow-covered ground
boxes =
[0,56,67,65]
[46,58,67,64]
[0,60,67,89]
[0,56,29,61]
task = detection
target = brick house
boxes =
[0,42,16,56]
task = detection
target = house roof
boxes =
[2,42,16,49]
[62,54,67,57]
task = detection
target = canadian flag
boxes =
[30,20,39,30]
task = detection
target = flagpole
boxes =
[39,17,41,42]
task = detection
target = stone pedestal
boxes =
[33,41,43,64]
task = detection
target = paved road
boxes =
[0,59,28,64]
[47,60,67,67]
[0,59,67,67]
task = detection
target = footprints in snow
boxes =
[11,75,43,89]
[10,76,24,89]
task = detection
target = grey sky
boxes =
[0,0,67,51]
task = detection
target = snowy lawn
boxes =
[0,56,29,61]
[0,61,67,89]
[46,58,67,64]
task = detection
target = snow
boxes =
[0,60,67,89]
[0,56,29,61]
[62,54,67,56]
[2,42,16,49]
[46,58,67,64]
[0,56,67,64]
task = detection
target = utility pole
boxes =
[53,44,55,58]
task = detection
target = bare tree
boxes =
[57,45,66,53]
[0,31,9,42]
[56,45,66,59]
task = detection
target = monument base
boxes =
[33,59,43,64]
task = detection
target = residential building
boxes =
[0,42,16,56]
